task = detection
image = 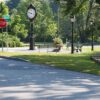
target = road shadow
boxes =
[0,58,100,100]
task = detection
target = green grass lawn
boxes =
[82,46,100,52]
[0,51,100,75]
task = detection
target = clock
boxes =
[27,4,37,21]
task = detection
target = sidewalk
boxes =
[0,47,71,53]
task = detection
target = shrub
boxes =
[0,33,23,47]
[53,37,63,48]
[10,36,23,47]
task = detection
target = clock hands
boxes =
[29,12,33,14]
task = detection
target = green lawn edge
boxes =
[0,52,100,75]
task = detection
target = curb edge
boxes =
[0,56,29,62]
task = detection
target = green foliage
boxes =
[96,0,100,4]
[55,0,88,15]
[1,52,100,75]
[53,37,63,47]
[0,33,23,47]
[0,3,28,46]
[0,2,9,17]
[54,0,89,43]
[17,0,57,40]
[64,0,76,15]
[8,35,23,47]
[47,22,57,38]
[5,0,100,44]
[10,14,28,40]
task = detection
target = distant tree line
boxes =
[0,0,99,47]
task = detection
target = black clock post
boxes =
[30,22,34,50]
[27,4,37,50]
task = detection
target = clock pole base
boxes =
[29,37,35,50]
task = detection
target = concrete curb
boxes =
[0,56,29,62]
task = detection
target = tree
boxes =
[96,0,100,4]
[9,13,28,40]
[55,0,100,43]
[0,2,9,17]
[17,0,57,42]
[0,2,28,43]
[55,0,88,15]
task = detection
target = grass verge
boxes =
[0,52,100,75]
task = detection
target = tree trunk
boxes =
[86,0,94,28]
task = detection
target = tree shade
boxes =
[96,0,100,4]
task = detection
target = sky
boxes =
[0,0,4,2]
[0,0,9,3]
[0,0,8,2]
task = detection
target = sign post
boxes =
[3,15,11,51]
[0,18,7,52]
[3,15,11,22]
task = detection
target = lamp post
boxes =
[0,2,7,52]
[90,20,94,51]
[27,4,37,50]
[70,15,75,54]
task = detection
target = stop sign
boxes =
[0,18,7,28]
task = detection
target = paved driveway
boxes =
[0,58,100,100]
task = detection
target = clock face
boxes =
[27,8,36,19]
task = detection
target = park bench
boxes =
[53,48,60,52]
[74,43,83,52]
[52,46,61,52]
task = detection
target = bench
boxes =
[74,44,83,52]
[52,47,61,52]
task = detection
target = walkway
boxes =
[0,47,70,53]
[0,58,100,100]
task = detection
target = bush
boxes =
[8,36,23,47]
[53,37,63,48]
[0,33,23,47]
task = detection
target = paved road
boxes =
[0,58,100,100]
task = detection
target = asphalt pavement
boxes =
[0,58,100,100]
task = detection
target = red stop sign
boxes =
[0,18,7,28]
